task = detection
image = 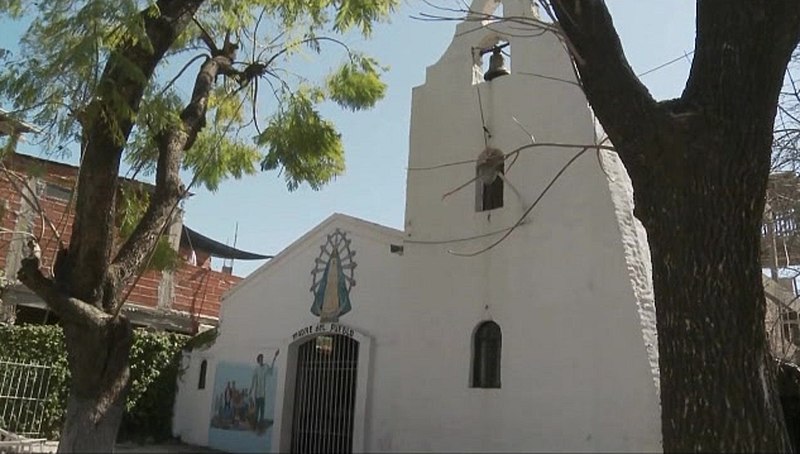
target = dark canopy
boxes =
[181,225,272,260]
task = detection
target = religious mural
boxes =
[208,351,279,453]
[310,229,356,322]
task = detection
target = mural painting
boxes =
[310,229,356,322]
[208,351,279,453]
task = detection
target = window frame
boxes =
[475,148,505,212]
[471,320,502,389]
[198,359,208,390]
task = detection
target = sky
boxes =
[0,1,697,277]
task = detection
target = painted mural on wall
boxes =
[310,229,357,322]
[208,351,279,453]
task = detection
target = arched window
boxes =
[472,321,501,388]
[476,148,504,212]
[198,359,208,390]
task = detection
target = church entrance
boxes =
[290,334,360,453]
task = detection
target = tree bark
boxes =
[57,319,132,453]
[644,139,790,452]
[550,0,800,451]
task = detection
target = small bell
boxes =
[484,48,510,81]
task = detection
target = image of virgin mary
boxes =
[311,250,352,321]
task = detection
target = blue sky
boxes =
[0,1,696,277]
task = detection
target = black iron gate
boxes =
[290,334,359,454]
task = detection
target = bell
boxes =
[484,48,510,81]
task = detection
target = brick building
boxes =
[0,142,269,334]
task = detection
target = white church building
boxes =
[172,1,663,451]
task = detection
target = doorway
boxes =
[290,334,359,453]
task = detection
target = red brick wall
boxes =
[37,190,75,271]
[0,153,239,324]
[173,264,242,319]
[122,269,162,309]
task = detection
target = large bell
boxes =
[484,48,510,81]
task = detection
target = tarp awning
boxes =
[181,225,272,260]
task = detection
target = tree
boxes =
[0,0,395,451]
[545,1,800,451]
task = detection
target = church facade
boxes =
[172,1,662,451]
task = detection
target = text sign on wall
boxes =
[292,322,355,341]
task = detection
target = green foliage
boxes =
[0,0,23,18]
[0,0,397,194]
[256,0,395,35]
[116,185,150,239]
[121,330,189,443]
[0,324,188,441]
[327,55,387,111]
[0,0,148,143]
[183,131,261,192]
[257,89,345,190]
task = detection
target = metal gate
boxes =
[0,360,52,438]
[290,334,359,454]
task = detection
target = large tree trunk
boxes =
[641,136,790,451]
[56,318,132,453]
[58,396,124,453]
[548,0,800,451]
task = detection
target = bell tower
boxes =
[403,0,602,244]
[400,3,662,449]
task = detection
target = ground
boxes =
[32,440,222,453]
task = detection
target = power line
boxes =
[637,50,695,78]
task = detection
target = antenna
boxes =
[231,222,239,271]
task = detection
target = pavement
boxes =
[31,440,222,453]
[115,441,222,452]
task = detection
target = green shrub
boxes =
[0,324,188,441]
[120,330,188,442]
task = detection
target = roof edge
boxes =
[223,213,403,301]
